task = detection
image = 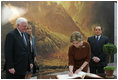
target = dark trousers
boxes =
[6,70,25,79]
[90,66,105,74]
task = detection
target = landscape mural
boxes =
[1,1,114,78]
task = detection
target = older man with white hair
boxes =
[4,17,33,79]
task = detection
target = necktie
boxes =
[96,36,99,42]
[21,33,27,46]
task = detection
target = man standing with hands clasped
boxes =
[4,17,33,79]
[87,25,109,74]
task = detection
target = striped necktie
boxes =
[21,33,27,46]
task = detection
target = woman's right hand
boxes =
[68,71,73,77]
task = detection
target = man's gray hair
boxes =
[16,17,28,26]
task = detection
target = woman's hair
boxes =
[27,24,33,36]
[70,31,83,42]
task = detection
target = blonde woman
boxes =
[25,24,38,79]
[68,31,91,76]
[26,24,37,62]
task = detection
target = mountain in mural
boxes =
[2,1,82,36]
[2,1,114,40]
[60,1,114,39]
[2,1,90,58]
[29,22,69,56]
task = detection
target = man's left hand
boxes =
[30,64,33,69]
[93,57,100,63]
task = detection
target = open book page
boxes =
[86,73,103,78]
[56,71,86,79]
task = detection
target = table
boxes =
[37,73,117,79]
[37,75,56,79]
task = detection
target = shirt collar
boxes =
[17,28,22,37]
[95,35,101,40]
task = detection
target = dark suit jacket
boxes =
[27,35,37,63]
[87,35,109,67]
[4,29,32,75]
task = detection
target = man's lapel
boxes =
[93,36,97,44]
[98,36,103,44]
[15,29,27,48]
